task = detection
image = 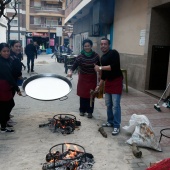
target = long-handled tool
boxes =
[154,82,170,112]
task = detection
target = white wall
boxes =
[0,26,7,43]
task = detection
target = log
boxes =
[132,143,142,158]
[98,127,107,138]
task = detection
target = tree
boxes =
[0,0,11,18]
[2,0,19,44]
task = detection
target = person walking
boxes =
[0,43,22,133]
[51,43,58,58]
[25,40,37,73]
[94,38,123,135]
[67,39,100,118]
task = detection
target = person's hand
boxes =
[94,64,100,72]
[67,72,72,78]
[17,91,22,96]
[95,86,100,92]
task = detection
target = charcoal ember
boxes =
[46,151,61,162]
[42,160,69,170]
[75,121,81,126]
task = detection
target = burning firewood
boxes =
[98,127,107,138]
[132,143,142,158]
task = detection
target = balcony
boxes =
[30,6,64,16]
[29,24,61,32]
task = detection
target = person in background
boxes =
[25,40,37,73]
[0,43,22,133]
[67,39,100,118]
[34,41,40,55]
[94,38,123,135]
[17,45,26,70]
[10,40,23,81]
[67,45,73,55]
[51,43,58,58]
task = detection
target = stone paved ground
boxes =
[0,54,169,170]
[95,77,170,169]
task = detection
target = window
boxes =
[11,19,18,26]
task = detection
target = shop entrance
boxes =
[32,36,49,50]
[146,4,170,97]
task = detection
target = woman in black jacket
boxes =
[0,43,22,133]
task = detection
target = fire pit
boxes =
[42,143,94,170]
[39,114,81,134]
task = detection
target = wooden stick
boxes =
[132,143,142,158]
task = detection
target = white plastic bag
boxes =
[123,114,162,151]
[122,114,150,134]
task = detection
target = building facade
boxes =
[65,0,170,97]
[6,0,66,51]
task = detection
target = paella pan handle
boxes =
[66,76,73,81]
[59,96,68,101]
[20,90,27,97]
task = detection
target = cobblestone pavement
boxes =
[0,54,169,170]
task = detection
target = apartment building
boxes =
[65,0,170,97]
[6,0,66,51]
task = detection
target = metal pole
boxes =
[18,1,20,42]
[48,26,50,48]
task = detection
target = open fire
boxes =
[39,114,81,134]
[42,143,94,170]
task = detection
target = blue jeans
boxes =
[105,93,121,128]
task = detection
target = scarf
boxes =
[81,50,93,57]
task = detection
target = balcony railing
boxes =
[30,24,62,30]
[30,6,64,15]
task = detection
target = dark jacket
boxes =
[10,50,22,80]
[101,50,123,81]
[25,44,37,58]
[0,57,20,101]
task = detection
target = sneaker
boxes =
[10,114,14,118]
[87,113,92,118]
[112,128,120,135]
[27,70,30,73]
[31,70,34,72]
[1,128,15,133]
[102,122,113,127]
[6,123,13,128]
[7,119,17,125]
[79,112,85,116]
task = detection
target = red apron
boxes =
[105,77,123,94]
[77,73,97,98]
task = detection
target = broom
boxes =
[154,82,170,112]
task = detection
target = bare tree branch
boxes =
[2,0,18,43]
[0,0,11,18]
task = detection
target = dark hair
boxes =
[101,38,110,45]
[10,40,20,47]
[82,39,93,47]
[0,43,10,52]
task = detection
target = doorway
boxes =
[149,45,170,90]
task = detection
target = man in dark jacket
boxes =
[25,40,37,73]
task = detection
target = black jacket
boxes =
[25,44,37,58]
[10,50,22,80]
[101,50,123,81]
[0,56,20,92]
